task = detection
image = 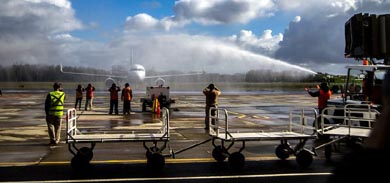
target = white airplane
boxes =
[60,63,203,87]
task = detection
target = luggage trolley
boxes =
[208,107,317,169]
[66,108,170,169]
[313,104,379,160]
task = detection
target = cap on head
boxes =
[208,83,215,90]
[125,83,129,87]
[53,82,62,90]
[321,82,327,87]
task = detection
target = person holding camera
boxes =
[203,83,221,131]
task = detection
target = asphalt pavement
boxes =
[0,90,343,182]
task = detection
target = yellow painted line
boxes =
[227,111,246,119]
[0,155,283,166]
[241,120,260,126]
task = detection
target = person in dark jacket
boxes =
[108,83,121,115]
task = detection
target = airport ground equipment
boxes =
[327,65,390,110]
[140,86,175,112]
[65,108,170,169]
[208,107,317,169]
[313,104,379,161]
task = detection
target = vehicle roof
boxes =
[346,64,390,72]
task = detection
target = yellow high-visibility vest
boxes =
[49,91,65,116]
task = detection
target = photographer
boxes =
[203,84,221,131]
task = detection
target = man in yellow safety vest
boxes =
[45,82,65,145]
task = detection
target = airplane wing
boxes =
[144,71,205,79]
[60,64,127,79]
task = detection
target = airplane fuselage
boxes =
[128,64,146,82]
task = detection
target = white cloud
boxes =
[124,0,277,32]
[125,13,159,32]
[293,16,301,22]
[0,0,82,34]
[0,0,82,66]
[274,0,390,74]
[2,0,390,76]
[174,0,276,24]
[49,34,80,42]
[227,29,283,57]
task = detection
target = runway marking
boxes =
[0,172,332,183]
[228,111,270,120]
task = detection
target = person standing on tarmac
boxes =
[74,84,84,110]
[85,83,95,111]
[121,83,133,115]
[305,82,332,115]
[108,83,121,115]
[45,82,65,145]
[203,83,221,131]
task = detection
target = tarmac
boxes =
[0,89,341,182]
[0,89,330,164]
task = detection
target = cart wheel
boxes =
[296,149,313,168]
[146,147,160,159]
[212,146,227,163]
[228,152,245,170]
[275,144,290,160]
[71,154,90,169]
[325,144,332,161]
[78,147,93,162]
[147,153,165,170]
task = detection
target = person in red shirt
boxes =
[121,83,133,115]
[108,83,121,115]
[84,83,95,111]
[305,82,332,114]
[74,84,84,110]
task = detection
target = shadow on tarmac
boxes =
[0,160,334,183]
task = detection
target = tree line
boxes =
[0,64,108,82]
[0,64,320,83]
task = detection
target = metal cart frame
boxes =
[65,107,170,169]
[208,107,317,169]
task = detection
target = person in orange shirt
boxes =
[108,83,121,115]
[74,84,84,110]
[305,82,332,114]
[84,83,95,111]
[121,83,133,115]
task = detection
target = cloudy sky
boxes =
[0,0,389,75]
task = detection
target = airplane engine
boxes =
[105,78,117,88]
